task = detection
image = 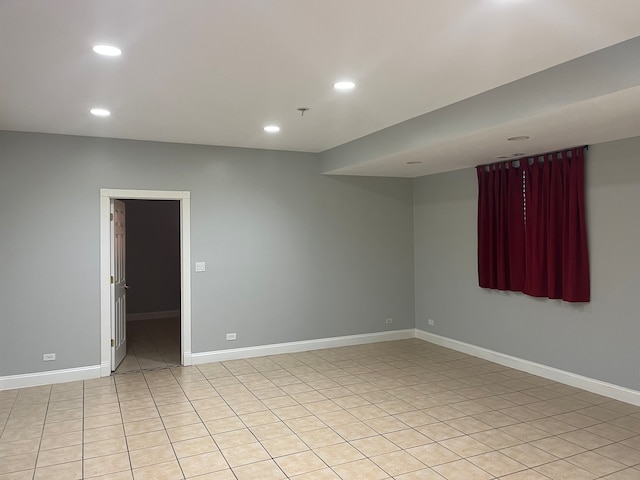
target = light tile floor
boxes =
[115,318,181,374]
[2,338,640,479]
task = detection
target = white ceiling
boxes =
[2,0,640,177]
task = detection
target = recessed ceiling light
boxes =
[264,125,280,133]
[90,108,111,117]
[92,44,122,57]
[333,81,355,91]
[507,135,530,141]
[406,161,423,165]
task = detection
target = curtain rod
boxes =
[477,145,588,169]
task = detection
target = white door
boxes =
[111,199,128,370]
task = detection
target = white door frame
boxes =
[99,188,192,376]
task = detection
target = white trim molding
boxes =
[0,365,101,391]
[127,310,181,322]
[415,329,640,407]
[99,188,192,374]
[192,329,415,364]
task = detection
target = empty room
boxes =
[1,1,640,479]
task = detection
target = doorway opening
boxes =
[99,189,192,377]
[116,199,181,373]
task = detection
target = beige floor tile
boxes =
[121,408,160,424]
[233,459,286,480]
[439,435,492,457]
[406,443,461,466]
[126,429,170,451]
[221,442,270,467]
[188,469,236,480]
[261,434,309,457]
[314,442,365,466]
[36,444,82,467]
[393,468,446,479]
[594,442,640,466]
[601,468,640,479]
[84,436,128,458]
[157,402,194,417]
[204,416,244,434]
[559,429,613,449]
[39,430,83,450]
[133,459,184,480]
[433,459,493,480]
[332,458,388,480]
[161,411,201,429]
[172,436,217,459]
[84,452,131,478]
[88,471,133,480]
[0,470,37,480]
[124,417,165,436]
[469,450,527,476]
[304,399,342,415]
[275,450,327,477]
[1,425,43,442]
[212,428,256,449]
[0,453,37,475]
[500,471,551,480]
[565,450,627,476]
[371,450,426,476]
[250,421,294,441]
[84,402,121,418]
[499,423,550,443]
[297,427,344,449]
[129,444,177,469]
[365,415,409,434]
[45,407,82,423]
[351,435,400,457]
[316,410,358,428]
[530,435,586,458]
[289,467,341,479]
[384,428,432,449]
[84,424,125,443]
[332,421,377,441]
[178,450,228,477]
[167,422,209,443]
[470,429,522,450]
[34,460,82,480]
[534,459,597,480]
[5,338,640,480]
[0,438,40,457]
[285,415,327,433]
[500,443,559,468]
[416,422,464,441]
[196,406,235,422]
[585,423,636,442]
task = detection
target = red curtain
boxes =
[477,147,590,302]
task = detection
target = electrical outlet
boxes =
[43,353,56,361]
[385,318,393,324]
[226,333,237,341]
[427,318,435,326]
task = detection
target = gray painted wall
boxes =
[414,137,640,390]
[124,200,181,315]
[0,131,414,376]
[2,128,638,394]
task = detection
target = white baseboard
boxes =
[415,329,640,407]
[0,365,102,391]
[100,360,111,377]
[183,351,192,366]
[127,310,180,321]
[192,329,415,364]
